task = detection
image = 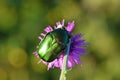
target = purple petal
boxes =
[73,40,85,45]
[54,26,57,29]
[56,21,61,26]
[48,63,52,69]
[58,57,63,69]
[71,34,82,41]
[33,52,39,58]
[67,56,75,68]
[72,48,86,56]
[37,60,42,64]
[69,54,81,64]
[62,19,65,26]
[36,46,39,49]
[38,36,43,41]
[41,33,46,37]
[44,26,53,33]
[72,56,81,64]
[66,21,75,32]
[53,59,59,67]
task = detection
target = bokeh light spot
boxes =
[8,48,27,68]
[0,68,7,80]
[10,69,29,80]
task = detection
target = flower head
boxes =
[33,20,88,70]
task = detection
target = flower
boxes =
[33,20,88,70]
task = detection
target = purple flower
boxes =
[33,20,88,70]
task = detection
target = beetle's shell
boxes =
[38,28,69,62]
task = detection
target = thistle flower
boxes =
[33,20,88,70]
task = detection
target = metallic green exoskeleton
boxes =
[38,28,69,62]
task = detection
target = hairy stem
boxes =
[59,39,71,80]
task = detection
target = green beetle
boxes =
[38,28,70,62]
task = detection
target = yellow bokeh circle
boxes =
[8,48,27,68]
[0,68,7,80]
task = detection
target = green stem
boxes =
[59,39,71,80]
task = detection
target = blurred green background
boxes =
[0,0,120,80]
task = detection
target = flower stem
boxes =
[59,39,71,80]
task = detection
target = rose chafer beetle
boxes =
[38,27,70,62]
